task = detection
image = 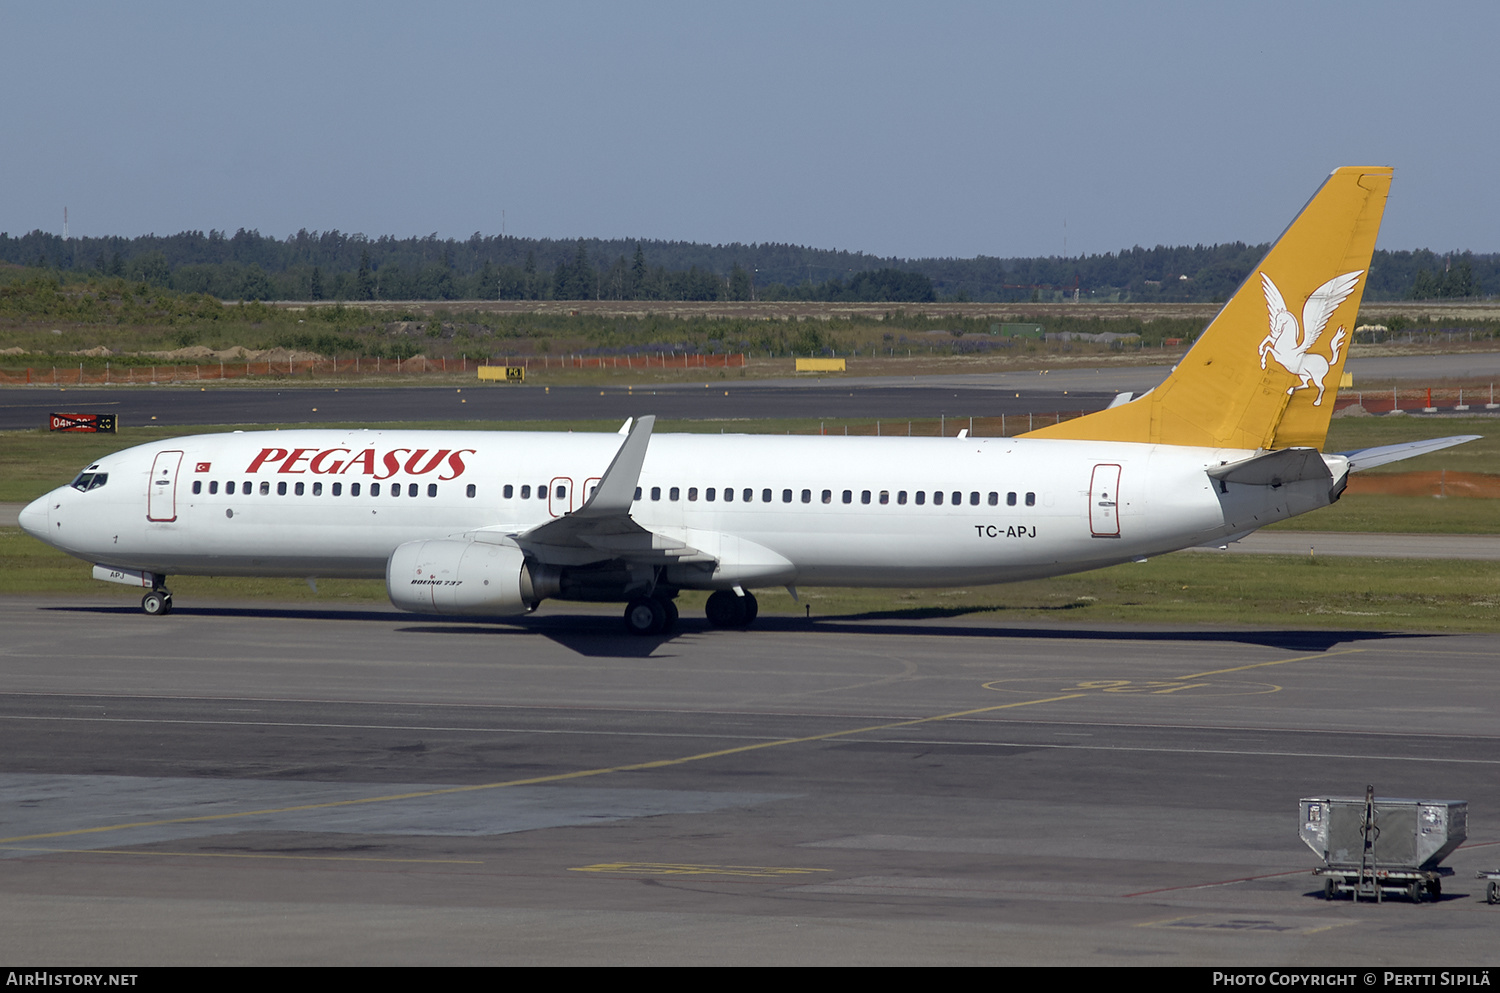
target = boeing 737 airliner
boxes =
[17,168,1477,633]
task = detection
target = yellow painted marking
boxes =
[0,693,1087,846]
[569,862,829,878]
[1,845,479,865]
[983,678,1278,698]
[1177,647,1364,680]
[1070,680,1215,695]
[984,648,1362,700]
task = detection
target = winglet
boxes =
[573,415,654,518]
[1023,167,1393,451]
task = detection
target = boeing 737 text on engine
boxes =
[18,168,1477,633]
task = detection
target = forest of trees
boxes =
[0,226,1491,304]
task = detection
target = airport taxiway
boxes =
[1,597,1497,965]
[4,352,1499,432]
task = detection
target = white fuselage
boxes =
[21,428,1343,594]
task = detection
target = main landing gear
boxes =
[623,594,678,636]
[704,589,757,629]
[621,590,759,635]
[141,586,173,616]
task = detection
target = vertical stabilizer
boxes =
[1024,167,1391,450]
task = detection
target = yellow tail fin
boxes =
[1024,167,1391,451]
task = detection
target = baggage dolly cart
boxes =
[1315,865,1452,903]
[1478,871,1500,905]
[1300,785,1466,903]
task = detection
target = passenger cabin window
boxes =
[934,491,944,506]
[762,489,772,503]
[721,487,731,502]
[311,482,321,496]
[1026,492,1036,506]
[1007,492,1017,506]
[371,483,381,496]
[822,489,832,504]
[466,484,476,498]
[969,491,979,506]
[259,481,270,496]
[651,486,662,501]
[842,490,852,504]
[209,481,219,495]
[333,482,343,496]
[277,482,288,496]
[670,487,680,501]
[879,490,889,505]
[504,484,514,498]
[352,482,362,497]
[861,490,871,505]
[520,485,531,499]
[705,487,715,502]
[226,481,236,495]
[915,491,925,505]
[294,482,305,496]
[781,489,792,503]
[988,492,998,505]
[409,483,419,497]
[633,486,642,501]
[428,483,438,497]
[687,487,698,501]
[800,489,811,504]
[192,481,202,494]
[897,490,907,505]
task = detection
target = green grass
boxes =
[1322,415,1500,475]
[1265,494,1500,534]
[5,527,1496,632]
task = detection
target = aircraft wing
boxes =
[509,415,714,566]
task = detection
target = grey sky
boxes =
[3,1,1494,259]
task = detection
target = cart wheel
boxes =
[1488,881,1498,905]
[1408,881,1423,903]
[1429,879,1441,900]
[1324,878,1338,901]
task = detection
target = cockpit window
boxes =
[70,472,109,492]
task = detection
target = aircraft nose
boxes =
[17,495,49,538]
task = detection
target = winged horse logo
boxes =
[1257,270,1362,406]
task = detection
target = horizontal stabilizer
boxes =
[1337,435,1481,472]
[1207,448,1331,487]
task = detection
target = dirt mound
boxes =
[140,345,322,362]
[142,345,221,360]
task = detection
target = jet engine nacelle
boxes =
[386,538,551,616]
